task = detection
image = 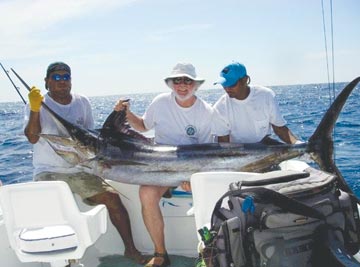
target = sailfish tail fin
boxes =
[308,77,360,193]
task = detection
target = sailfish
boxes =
[6,67,360,190]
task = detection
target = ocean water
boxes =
[0,82,359,266]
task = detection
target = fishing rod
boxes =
[10,67,55,114]
[0,63,27,104]
[11,68,33,92]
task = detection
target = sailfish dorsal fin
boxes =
[100,109,152,144]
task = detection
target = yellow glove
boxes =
[28,86,44,112]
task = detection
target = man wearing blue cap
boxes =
[214,62,300,144]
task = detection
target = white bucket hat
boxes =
[164,63,205,84]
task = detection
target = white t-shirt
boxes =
[213,85,286,143]
[24,93,94,175]
[143,92,229,145]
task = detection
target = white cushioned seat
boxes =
[0,181,108,267]
[19,225,78,253]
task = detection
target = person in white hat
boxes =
[214,61,300,145]
[114,62,229,267]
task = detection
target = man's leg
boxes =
[139,185,170,266]
[87,191,146,264]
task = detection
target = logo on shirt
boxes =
[185,125,197,136]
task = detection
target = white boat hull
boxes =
[0,181,197,267]
[1,160,360,266]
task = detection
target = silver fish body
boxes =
[40,77,360,190]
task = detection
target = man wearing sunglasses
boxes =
[24,62,146,264]
[114,62,229,267]
[214,61,301,145]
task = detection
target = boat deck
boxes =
[94,254,196,267]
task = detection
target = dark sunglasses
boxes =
[51,73,71,81]
[172,77,194,85]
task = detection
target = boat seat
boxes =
[0,181,108,267]
[191,171,260,237]
[190,170,309,239]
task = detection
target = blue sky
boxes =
[0,0,359,102]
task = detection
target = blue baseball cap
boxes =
[214,62,247,87]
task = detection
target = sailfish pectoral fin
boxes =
[45,140,83,165]
[240,149,304,173]
[40,134,95,165]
